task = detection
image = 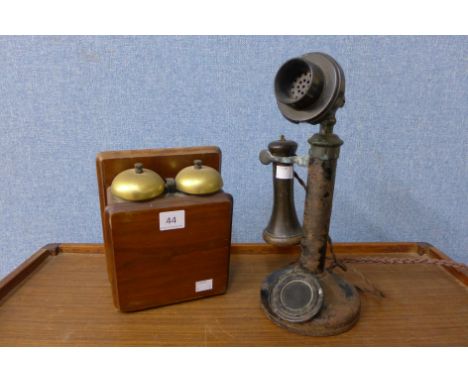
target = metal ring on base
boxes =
[261,264,361,336]
[268,267,323,323]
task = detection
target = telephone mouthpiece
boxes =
[274,52,345,124]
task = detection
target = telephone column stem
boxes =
[300,122,343,273]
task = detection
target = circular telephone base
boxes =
[261,264,360,336]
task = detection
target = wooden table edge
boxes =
[1,241,467,305]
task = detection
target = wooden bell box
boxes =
[96,147,233,312]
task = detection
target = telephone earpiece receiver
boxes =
[260,135,302,246]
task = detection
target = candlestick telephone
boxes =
[259,52,360,336]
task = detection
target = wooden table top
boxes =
[0,242,467,346]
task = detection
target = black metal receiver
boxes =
[261,135,303,246]
[260,52,360,336]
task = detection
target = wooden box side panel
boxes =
[108,193,233,312]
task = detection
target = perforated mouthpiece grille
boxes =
[289,72,312,100]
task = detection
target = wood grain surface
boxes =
[0,243,467,346]
[106,191,233,312]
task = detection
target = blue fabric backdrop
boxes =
[0,36,467,278]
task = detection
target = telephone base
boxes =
[261,266,361,336]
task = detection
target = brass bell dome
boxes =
[111,163,165,201]
[175,160,223,195]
